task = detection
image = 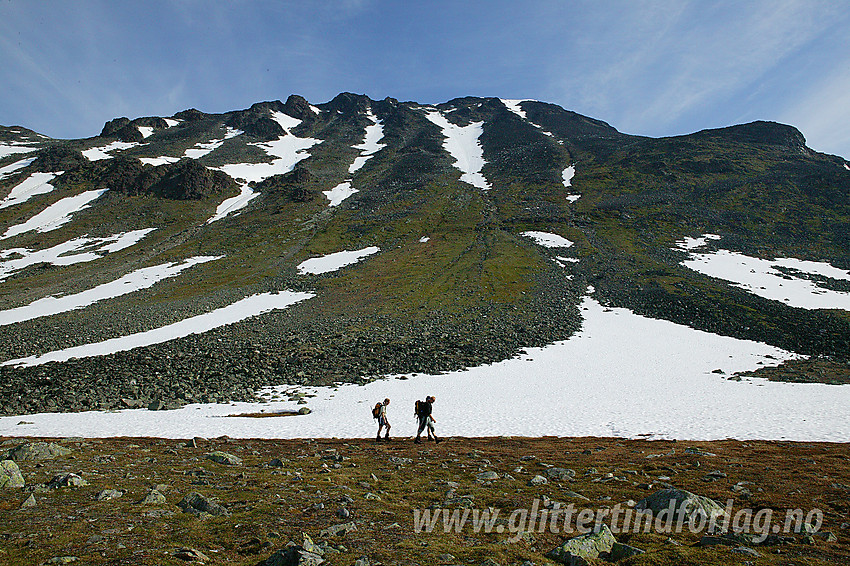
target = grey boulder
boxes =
[545,524,616,565]
[0,460,25,488]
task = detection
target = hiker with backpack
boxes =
[414,395,441,444]
[372,398,391,442]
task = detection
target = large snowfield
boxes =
[1,231,849,440]
[3,294,848,441]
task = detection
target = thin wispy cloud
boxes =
[553,1,845,140]
[781,68,850,158]
[0,0,847,157]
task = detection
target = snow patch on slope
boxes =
[319,109,386,207]
[323,182,357,207]
[0,142,39,160]
[140,127,241,168]
[521,231,574,248]
[297,247,380,275]
[183,127,242,159]
[0,256,221,326]
[501,98,529,119]
[677,235,850,310]
[320,108,386,207]
[210,113,320,221]
[0,172,63,210]
[216,116,320,185]
[676,234,721,250]
[0,229,155,282]
[348,109,385,174]
[206,185,259,224]
[2,291,314,368]
[0,157,36,181]
[82,141,140,161]
[1,189,107,239]
[269,111,301,131]
[424,110,491,190]
[562,165,575,188]
[139,156,180,166]
[137,126,154,139]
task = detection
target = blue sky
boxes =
[1,0,848,158]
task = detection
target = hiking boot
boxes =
[435,437,443,444]
[376,434,382,442]
[414,437,422,444]
[384,435,391,441]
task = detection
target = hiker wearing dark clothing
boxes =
[414,395,441,444]
[373,398,391,442]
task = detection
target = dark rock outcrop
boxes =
[94,157,236,200]
[173,108,208,122]
[254,166,317,202]
[90,156,148,193]
[324,92,371,115]
[100,117,132,137]
[148,159,237,200]
[132,116,169,130]
[4,442,72,462]
[62,156,237,200]
[227,114,284,141]
[283,94,316,122]
[32,146,86,172]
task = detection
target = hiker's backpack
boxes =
[414,399,423,418]
[372,402,382,419]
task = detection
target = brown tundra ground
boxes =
[0,435,848,565]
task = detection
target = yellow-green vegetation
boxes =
[1,97,848,415]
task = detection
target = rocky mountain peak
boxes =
[325,92,373,115]
[283,94,316,121]
[173,108,207,122]
[694,121,808,152]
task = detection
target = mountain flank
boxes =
[0,93,848,415]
